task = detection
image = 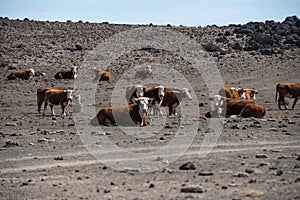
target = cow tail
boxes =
[275,84,279,103]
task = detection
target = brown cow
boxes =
[218,87,245,99]
[43,89,73,117]
[54,66,77,79]
[37,87,67,113]
[275,83,300,110]
[242,89,258,100]
[238,103,266,118]
[7,69,35,80]
[160,88,192,116]
[93,68,112,82]
[90,97,152,126]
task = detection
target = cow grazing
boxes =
[218,87,245,99]
[54,66,77,79]
[125,84,145,104]
[135,65,154,79]
[143,85,165,116]
[43,89,73,117]
[160,88,192,116]
[37,87,67,113]
[90,97,153,126]
[242,89,258,100]
[7,69,35,80]
[93,68,112,82]
[275,83,300,110]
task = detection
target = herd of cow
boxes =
[5,66,300,126]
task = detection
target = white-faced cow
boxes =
[242,89,258,100]
[143,85,165,116]
[93,67,112,82]
[37,87,67,113]
[275,83,300,110]
[43,89,73,117]
[218,87,245,99]
[160,87,192,116]
[125,84,145,104]
[7,69,35,80]
[54,66,77,79]
[90,97,153,126]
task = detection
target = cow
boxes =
[135,65,154,79]
[125,84,145,104]
[54,66,77,79]
[90,97,153,126]
[218,87,245,99]
[34,71,46,77]
[37,87,67,113]
[242,89,258,100]
[43,89,73,117]
[93,67,112,82]
[160,87,192,116]
[7,69,35,80]
[143,85,165,116]
[208,95,265,118]
[238,103,266,118]
[275,83,300,110]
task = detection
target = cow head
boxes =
[28,68,35,76]
[242,89,258,100]
[135,85,144,97]
[66,90,73,101]
[156,85,165,100]
[210,95,224,108]
[71,66,78,78]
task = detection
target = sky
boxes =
[1,0,299,26]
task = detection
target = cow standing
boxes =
[37,87,67,113]
[275,83,300,110]
[43,89,73,117]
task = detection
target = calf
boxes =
[7,69,35,80]
[125,84,144,104]
[54,66,77,79]
[43,89,73,117]
[135,65,154,79]
[93,68,112,82]
[37,87,67,113]
[90,97,152,126]
[218,87,245,99]
[160,88,192,116]
[275,83,300,110]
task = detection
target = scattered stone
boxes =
[269,128,278,131]
[149,183,155,188]
[221,186,228,189]
[255,154,268,158]
[181,186,205,193]
[54,157,63,160]
[249,179,257,183]
[245,168,254,174]
[231,124,240,129]
[234,172,249,178]
[104,189,110,193]
[294,164,300,169]
[21,182,29,186]
[276,170,283,176]
[296,155,300,161]
[295,177,300,182]
[198,171,214,176]
[288,120,296,124]
[165,124,172,129]
[179,162,196,170]
[5,122,17,126]
[3,141,19,147]
[10,133,23,136]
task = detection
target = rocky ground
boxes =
[0,16,300,199]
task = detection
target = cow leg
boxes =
[50,105,55,116]
[43,101,48,116]
[278,96,284,110]
[292,98,298,110]
[37,100,43,114]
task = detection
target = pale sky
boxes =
[1,0,299,26]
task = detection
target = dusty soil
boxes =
[0,17,300,200]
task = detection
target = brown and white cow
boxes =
[90,97,153,126]
[218,87,245,99]
[7,69,35,80]
[54,66,77,79]
[93,68,112,82]
[34,71,46,77]
[160,87,192,116]
[143,85,165,116]
[43,89,73,117]
[125,84,145,104]
[37,87,67,113]
[135,65,154,79]
[208,95,265,118]
[275,83,300,110]
[242,89,258,100]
